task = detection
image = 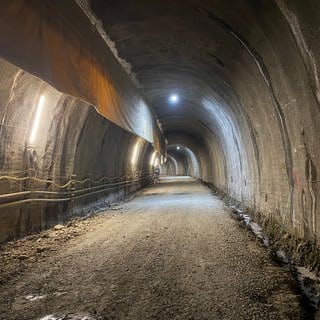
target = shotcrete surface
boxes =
[0,177,306,319]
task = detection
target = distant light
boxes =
[169,94,179,104]
[176,146,180,150]
[29,95,45,144]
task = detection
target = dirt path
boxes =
[0,177,308,319]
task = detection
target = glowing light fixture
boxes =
[176,146,180,150]
[131,142,139,165]
[169,94,179,104]
[29,95,45,144]
[150,151,157,166]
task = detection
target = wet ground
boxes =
[0,176,310,319]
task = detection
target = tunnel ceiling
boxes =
[88,0,320,152]
[88,1,320,240]
[89,0,252,142]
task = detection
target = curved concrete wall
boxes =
[0,0,165,152]
[162,145,200,178]
[90,0,320,252]
[0,58,155,242]
[0,0,320,272]
[160,156,178,176]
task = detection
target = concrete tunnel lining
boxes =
[163,145,201,178]
[0,0,165,152]
[0,57,157,242]
[90,0,320,244]
[0,0,319,284]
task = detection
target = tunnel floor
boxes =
[0,177,307,319]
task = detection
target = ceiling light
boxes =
[169,94,179,104]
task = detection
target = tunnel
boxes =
[1,1,320,319]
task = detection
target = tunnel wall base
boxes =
[202,180,320,277]
[0,180,152,243]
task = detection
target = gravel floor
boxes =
[0,176,309,319]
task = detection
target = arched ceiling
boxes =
[0,0,319,252]
[89,0,246,141]
[89,0,263,202]
[88,0,320,238]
